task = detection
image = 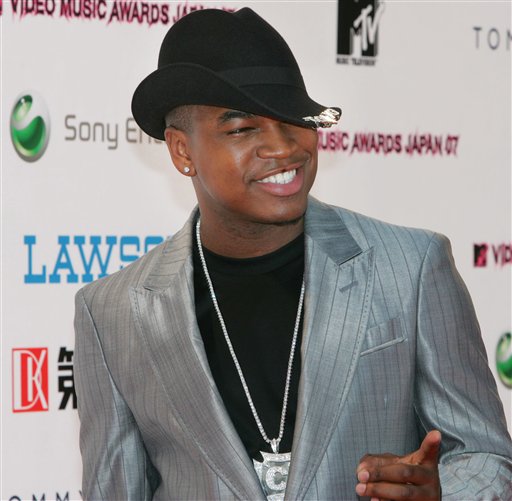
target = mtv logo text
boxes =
[473,243,512,267]
[337,0,385,66]
[12,348,49,412]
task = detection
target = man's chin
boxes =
[269,214,305,227]
[252,209,306,228]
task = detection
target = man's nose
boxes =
[256,123,298,159]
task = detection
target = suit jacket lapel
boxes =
[131,211,265,501]
[286,199,376,500]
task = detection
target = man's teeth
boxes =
[258,169,297,185]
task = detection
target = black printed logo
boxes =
[337,0,385,66]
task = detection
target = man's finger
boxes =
[404,430,442,466]
[356,480,437,500]
[357,430,441,473]
[357,453,398,474]
[357,462,435,486]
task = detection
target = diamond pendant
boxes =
[253,450,291,501]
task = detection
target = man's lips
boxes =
[254,167,304,196]
[256,168,298,185]
[254,159,306,182]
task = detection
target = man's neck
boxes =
[197,213,305,259]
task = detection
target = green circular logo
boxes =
[496,332,512,388]
[10,91,50,162]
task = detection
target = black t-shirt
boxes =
[193,232,304,461]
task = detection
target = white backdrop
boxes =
[2,1,511,499]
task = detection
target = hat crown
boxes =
[132,7,339,140]
[158,8,300,71]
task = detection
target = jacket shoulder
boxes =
[76,238,168,306]
[321,200,438,253]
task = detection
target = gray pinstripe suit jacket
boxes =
[75,197,512,500]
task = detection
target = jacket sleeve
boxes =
[74,288,159,500]
[414,233,512,500]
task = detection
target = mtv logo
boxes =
[12,348,49,412]
[337,0,385,58]
[473,243,488,267]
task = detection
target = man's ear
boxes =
[164,128,196,177]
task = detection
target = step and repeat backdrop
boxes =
[2,1,511,499]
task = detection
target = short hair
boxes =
[165,105,195,133]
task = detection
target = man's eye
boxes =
[227,127,255,135]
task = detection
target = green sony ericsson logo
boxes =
[496,332,512,388]
[10,91,50,162]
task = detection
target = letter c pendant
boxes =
[253,451,291,501]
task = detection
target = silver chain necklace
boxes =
[195,219,305,500]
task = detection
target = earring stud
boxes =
[184,166,191,174]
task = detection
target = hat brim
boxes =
[131,63,340,140]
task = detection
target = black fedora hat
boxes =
[131,7,341,140]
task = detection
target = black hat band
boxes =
[218,66,306,89]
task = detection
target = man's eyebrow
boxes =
[217,110,256,125]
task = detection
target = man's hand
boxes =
[355,430,442,501]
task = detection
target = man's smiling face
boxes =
[170,105,318,232]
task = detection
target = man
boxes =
[74,7,512,500]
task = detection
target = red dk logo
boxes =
[12,348,49,412]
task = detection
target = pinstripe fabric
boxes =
[75,197,512,500]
